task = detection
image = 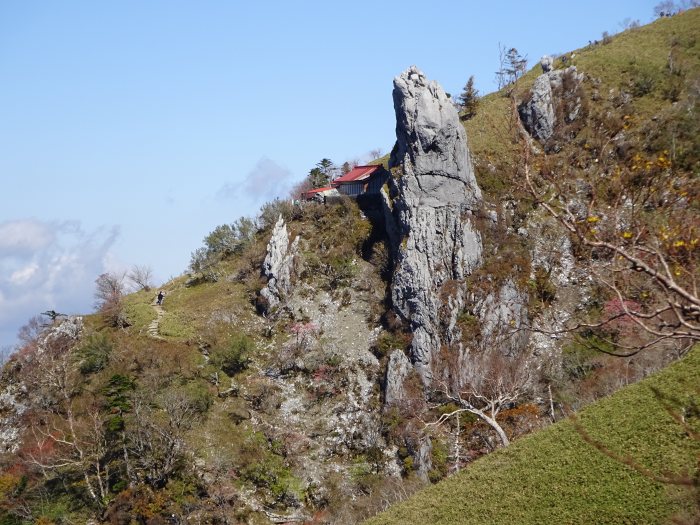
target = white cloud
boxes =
[217,157,294,204]
[9,263,39,285]
[0,219,120,350]
[0,219,55,254]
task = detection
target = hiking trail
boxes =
[147,303,165,339]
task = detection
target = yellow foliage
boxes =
[0,473,21,498]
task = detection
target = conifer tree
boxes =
[458,75,480,120]
[495,45,528,89]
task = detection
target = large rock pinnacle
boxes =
[390,66,482,206]
[388,66,483,386]
[259,216,298,314]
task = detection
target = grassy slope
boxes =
[366,348,699,524]
[464,8,700,195]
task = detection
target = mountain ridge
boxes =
[0,8,698,523]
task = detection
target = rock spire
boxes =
[259,216,298,314]
[387,66,483,386]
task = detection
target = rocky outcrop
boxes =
[527,214,589,361]
[0,365,27,453]
[0,316,83,453]
[259,216,298,314]
[519,73,556,142]
[519,59,584,142]
[475,280,529,357]
[549,67,585,122]
[37,315,83,354]
[540,55,554,73]
[388,66,483,385]
[384,350,412,405]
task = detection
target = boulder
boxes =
[540,55,554,73]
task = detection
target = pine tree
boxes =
[316,158,336,181]
[307,167,328,188]
[458,76,480,120]
[505,47,528,84]
[306,158,336,188]
[495,44,528,89]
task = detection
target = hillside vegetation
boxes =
[366,347,700,525]
[1,8,699,525]
[466,7,700,196]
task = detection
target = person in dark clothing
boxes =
[157,291,165,305]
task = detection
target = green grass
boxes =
[365,348,700,524]
[122,289,157,332]
[463,8,700,199]
[572,10,700,99]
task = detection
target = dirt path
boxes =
[147,303,165,339]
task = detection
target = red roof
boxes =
[332,165,381,184]
[301,186,334,197]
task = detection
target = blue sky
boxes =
[0,0,661,349]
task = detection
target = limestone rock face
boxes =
[260,216,298,313]
[37,315,83,353]
[519,65,584,142]
[390,66,482,207]
[519,73,556,141]
[388,66,483,385]
[475,280,529,357]
[550,67,585,122]
[384,350,412,405]
[0,367,27,453]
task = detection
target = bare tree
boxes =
[289,177,314,200]
[368,148,383,161]
[619,17,641,30]
[19,315,46,342]
[654,0,679,17]
[428,352,531,448]
[496,43,528,90]
[126,390,200,488]
[21,342,111,511]
[94,272,128,327]
[128,264,154,291]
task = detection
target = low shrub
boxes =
[210,333,254,376]
[372,331,411,360]
[76,333,113,375]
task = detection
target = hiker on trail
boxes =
[156,291,165,305]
